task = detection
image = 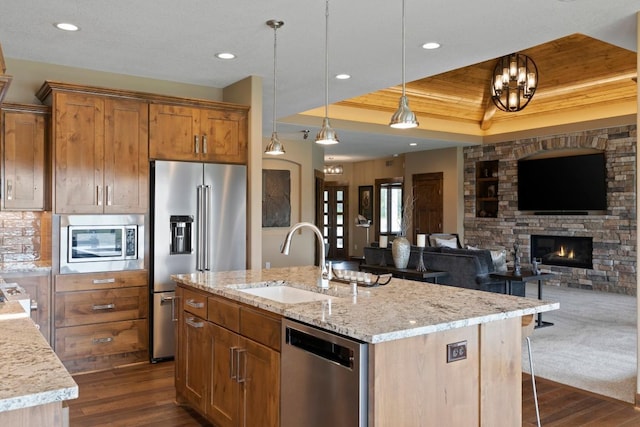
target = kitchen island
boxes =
[173,266,558,427]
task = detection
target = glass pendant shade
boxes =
[316,117,339,145]
[390,95,419,129]
[264,132,285,155]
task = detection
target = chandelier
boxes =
[491,53,538,112]
[324,164,343,175]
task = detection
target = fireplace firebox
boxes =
[530,235,593,269]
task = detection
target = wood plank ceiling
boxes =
[337,34,637,132]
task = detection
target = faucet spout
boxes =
[280,222,329,288]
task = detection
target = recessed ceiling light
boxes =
[335,73,351,80]
[55,22,79,32]
[215,52,236,60]
[409,142,417,146]
[422,42,440,50]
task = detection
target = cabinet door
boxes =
[207,322,240,427]
[149,104,199,161]
[240,336,280,427]
[2,110,47,210]
[182,313,208,414]
[103,99,149,213]
[199,108,247,164]
[54,92,105,214]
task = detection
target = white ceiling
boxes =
[1,0,638,161]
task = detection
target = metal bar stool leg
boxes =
[526,336,541,427]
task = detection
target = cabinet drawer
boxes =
[207,295,239,332]
[56,270,148,292]
[182,287,207,318]
[55,287,148,327]
[240,306,281,351]
[55,319,148,361]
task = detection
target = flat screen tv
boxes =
[517,152,607,213]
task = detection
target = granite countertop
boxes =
[0,261,52,275]
[0,282,77,413]
[172,266,559,344]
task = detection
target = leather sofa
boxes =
[363,245,524,296]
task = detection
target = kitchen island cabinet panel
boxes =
[206,322,240,427]
[182,313,208,415]
[239,336,280,427]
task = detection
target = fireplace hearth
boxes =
[530,235,593,269]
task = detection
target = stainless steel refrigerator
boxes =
[150,160,246,361]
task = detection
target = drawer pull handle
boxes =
[92,303,115,311]
[185,317,204,328]
[93,278,116,284]
[92,337,113,344]
[186,299,204,309]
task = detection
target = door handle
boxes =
[106,185,112,206]
[229,347,238,380]
[185,317,204,328]
[92,337,113,344]
[185,299,204,309]
[202,135,208,154]
[6,179,12,200]
[97,185,103,206]
[93,278,116,284]
[236,348,247,383]
[194,135,200,154]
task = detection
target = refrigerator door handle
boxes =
[196,185,205,271]
[203,184,211,271]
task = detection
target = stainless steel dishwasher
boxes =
[281,318,368,427]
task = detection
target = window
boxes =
[375,178,403,238]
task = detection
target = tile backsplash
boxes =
[0,211,51,262]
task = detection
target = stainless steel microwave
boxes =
[59,215,145,274]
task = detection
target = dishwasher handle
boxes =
[285,326,354,369]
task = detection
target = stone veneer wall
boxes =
[463,125,636,295]
[0,211,51,262]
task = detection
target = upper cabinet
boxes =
[149,103,248,164]
[1,103,50,211]
[38,83,149,214]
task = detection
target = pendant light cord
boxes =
[401,0,406,97]
[324,0,330,119]
[272,23,278,134]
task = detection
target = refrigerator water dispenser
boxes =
[170,215,193,254]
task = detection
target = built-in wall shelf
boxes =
[476,160,498,217]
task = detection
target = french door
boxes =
[321,183,349,260]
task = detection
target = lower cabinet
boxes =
[53,270,149,373]
[2,271,51,344]
[175,286,280,427]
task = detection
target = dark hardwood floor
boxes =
[69,361,640,426]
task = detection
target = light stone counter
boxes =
[0,261,52,275]
[0,317,78,413]
[0,300,29,321]
[172,265,559,344]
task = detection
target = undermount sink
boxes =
[237,285,333,304]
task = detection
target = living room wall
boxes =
[463,124,637,295]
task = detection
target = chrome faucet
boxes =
[280,222,330,289]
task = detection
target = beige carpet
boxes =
[522,282,637,403]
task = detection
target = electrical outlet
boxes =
[354,244,358,250]
[446,341,467,363]
[265,262,271,269]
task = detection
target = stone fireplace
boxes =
[530,235,593,269]
[462,125,636,295]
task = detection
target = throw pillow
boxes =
[467,245,508,272]
[435,237,458,248]
[490,249,508,272]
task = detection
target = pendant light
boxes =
[389,0,419,129]
[315,0,339,145]
[264,20,286,155]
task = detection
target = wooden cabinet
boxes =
[2,271,52,344]
[1,103,50,210]
[476,160,499,218]
[39,84,148,214]
[175,287,280,427]
[53,270,149,373]
[149,103,248,164]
